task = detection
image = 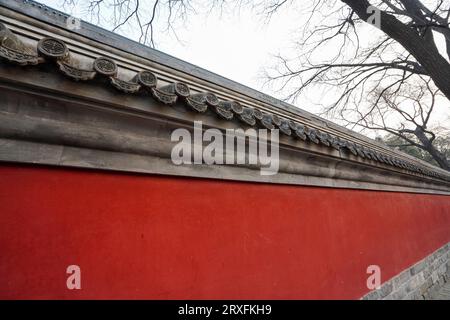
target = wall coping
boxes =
[0,0,450,194]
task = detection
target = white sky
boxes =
[37,0,450,134]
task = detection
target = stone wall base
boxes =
[362,242,450,300]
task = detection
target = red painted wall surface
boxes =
[0,164,449,299]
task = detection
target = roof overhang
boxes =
[1,0,450,195]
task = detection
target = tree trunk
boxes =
[341,0,450,102]
[401,0,450,60]
[400,0,450,61]
[440,28,450,62]
[414,127,450,171]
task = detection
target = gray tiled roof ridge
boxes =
[1,0,450,182]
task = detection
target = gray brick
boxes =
[393,270,411,290]
[390,288,407,300]
[366,243,450,301]
[363,289,380,300]
[430,261,438,272]
[429,283,441,297]
[411,260,427,275]
[422,267,432,280]
[426,253,436,263]
[402,293,414,300]
[438,275,446,286]
[407,273,425,292]
[412,291,422,300]
[436,247,447,257]
[419,279,432,296]
[438,263,447,276]
[432,271,440,284]
[382,294,394,300]
[379,282,393,298]
[425,277,433,289]
[432,260,443,272]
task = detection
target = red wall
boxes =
[0,164,449,299]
